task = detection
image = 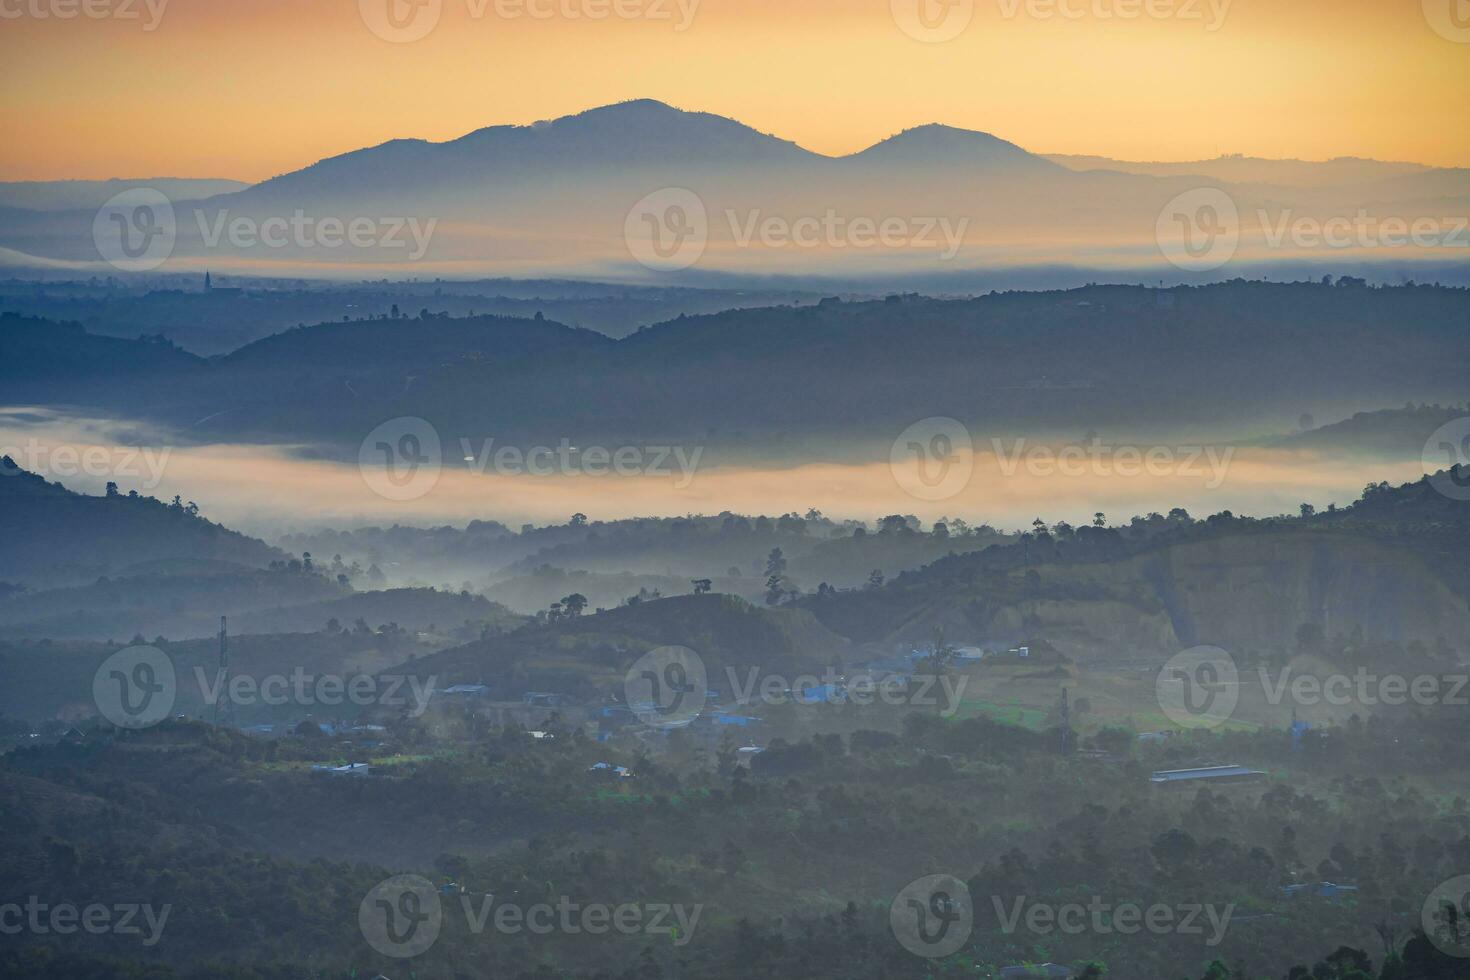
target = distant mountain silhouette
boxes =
[244,100,816,203]
[0,178,248,212]
[1044,153,1438,187]
[0,459,283,588]
[850,124,1062,173]
[1267,405,1468,457]
[1,313,201,381]
[238,101,1057,206]
[218,312,612,373]
[396,592,852,697]
[22,100,1468,278]
[12,281,1468,455]
[0,278,825,355]
[0,565,347,640]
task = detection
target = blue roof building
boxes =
[1150,764,1266,785]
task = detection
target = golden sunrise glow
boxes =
[0,411,1428,531]
[1,0,1467,181]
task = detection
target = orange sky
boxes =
[1,0,1467,182]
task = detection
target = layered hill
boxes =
[232,587,524,636]
[11,281,1469,451]
[0,564,347,640]
[0,460,283,587]
[0,312,201,383]
[1268,405,1465,457]
[0,278,824,355]
[396,592,855,699]
[0,628,436,723]
[803,473,1470,660]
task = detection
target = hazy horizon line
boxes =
[6,99,1465,186]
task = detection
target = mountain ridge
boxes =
[4,100,1466,277]
[8,281,1468,450]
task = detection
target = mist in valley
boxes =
[5,7,1470,976]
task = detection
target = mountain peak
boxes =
[852,124,1059,172]
[567,98,683,120]
[443,98,809,165]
